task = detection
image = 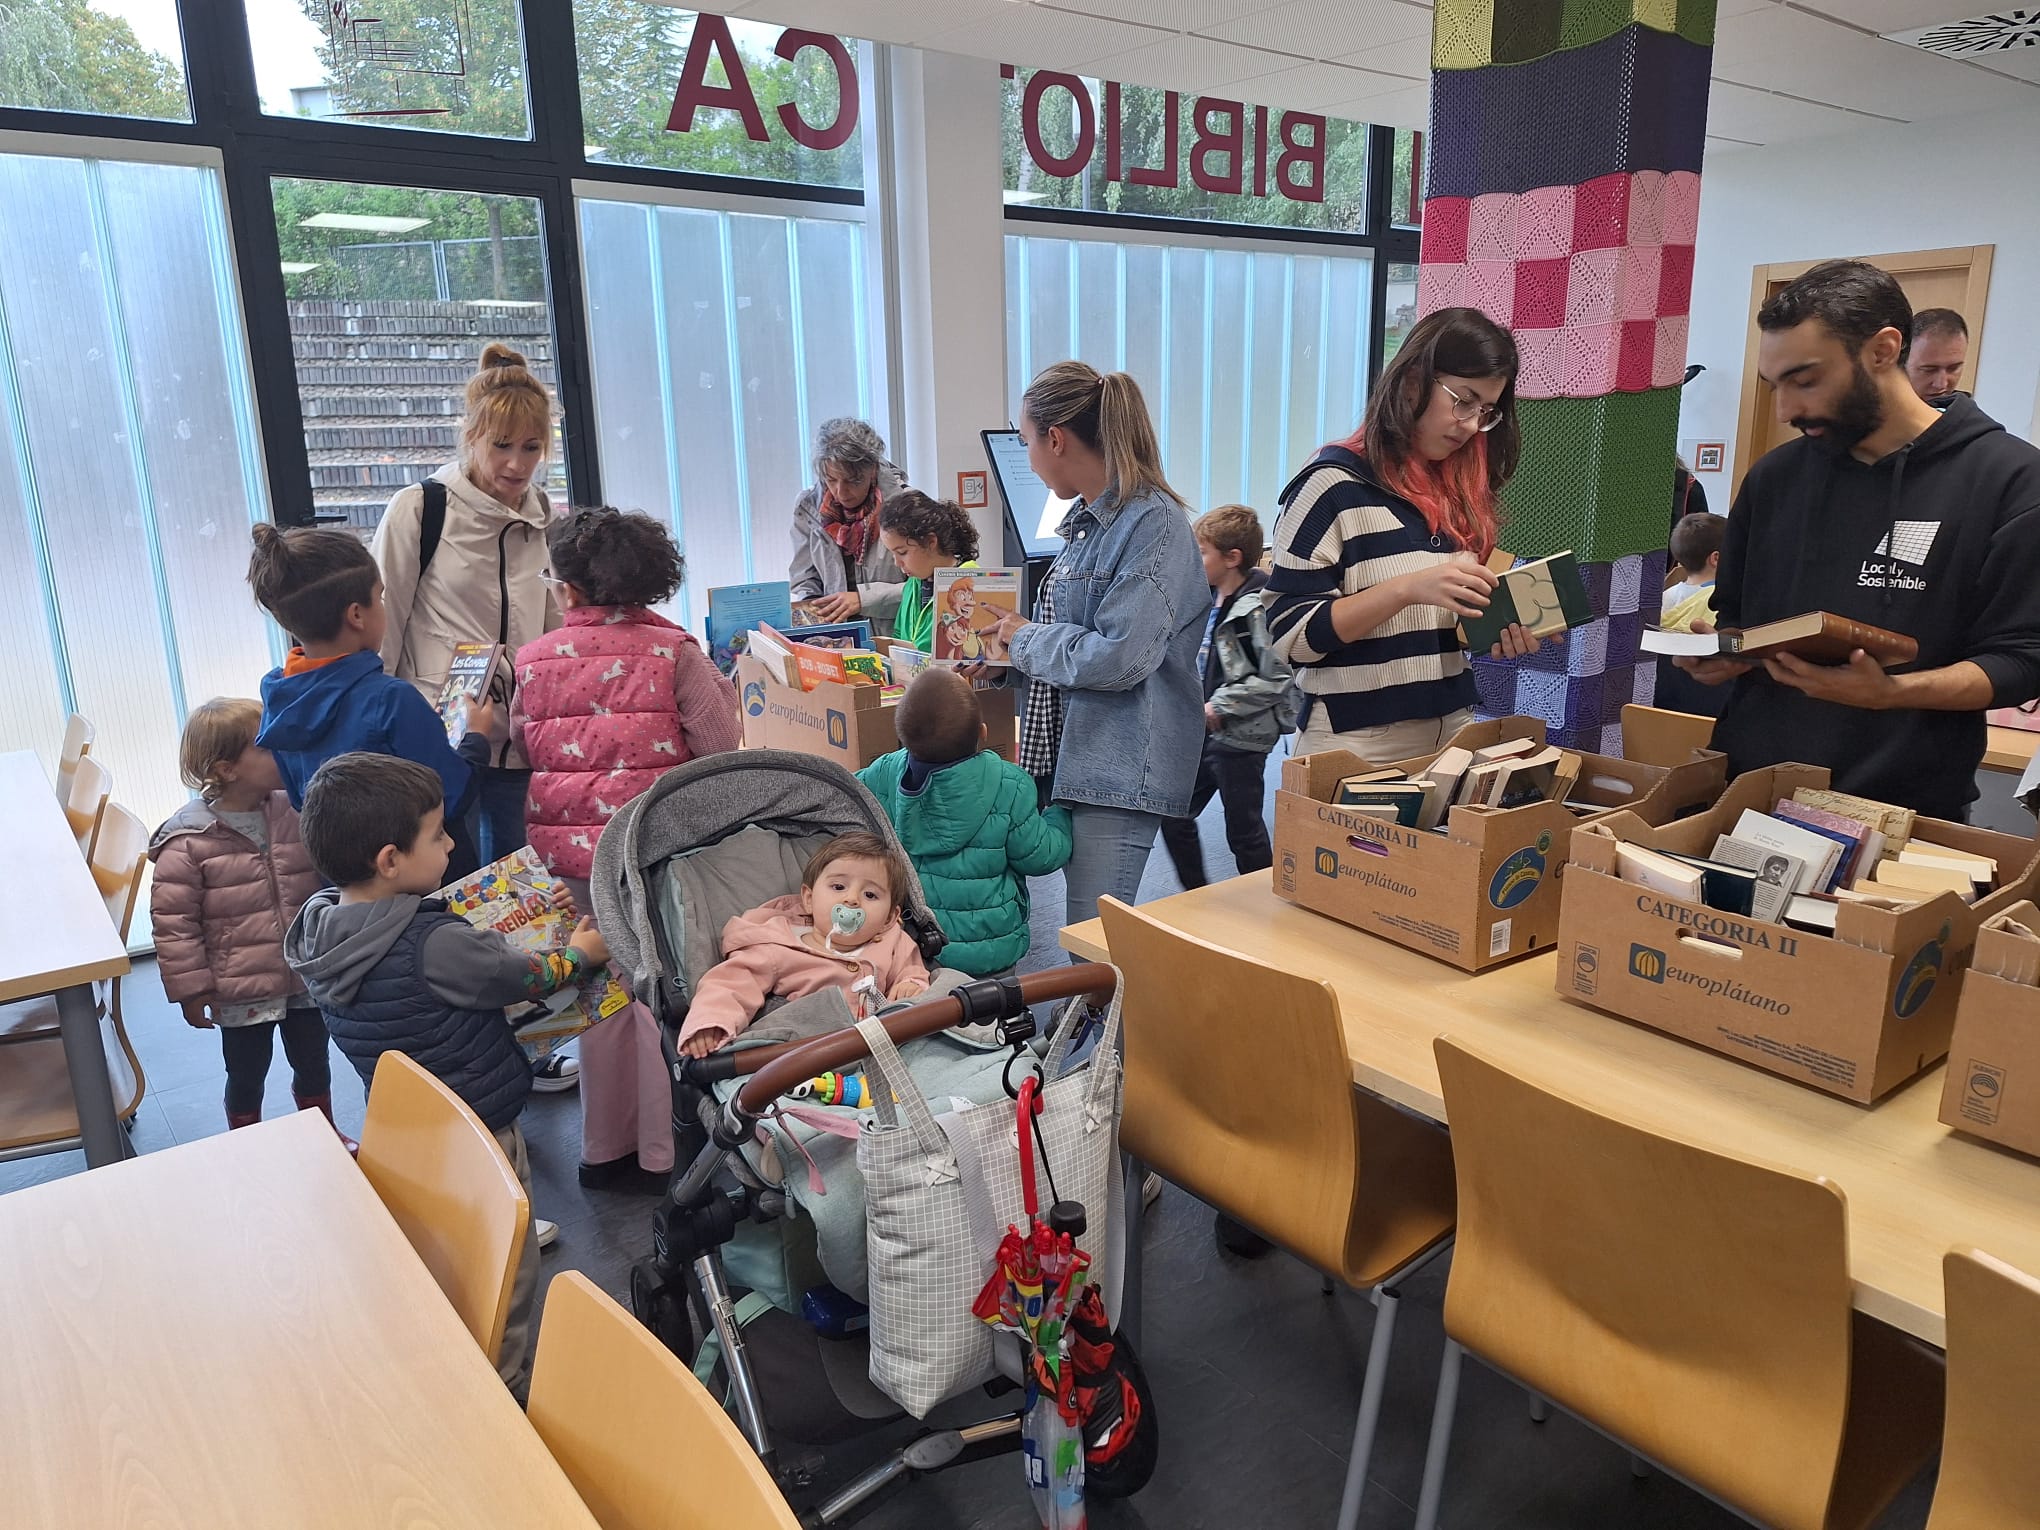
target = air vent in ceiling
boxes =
[1884,10,2040,84]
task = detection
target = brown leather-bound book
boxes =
[1642,612,1917,667]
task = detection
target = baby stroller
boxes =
[590,749,1151,1523]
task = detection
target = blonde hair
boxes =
[461,342,554,469]
[1195,504,1265,570]
[179,697,265,805]
[1021,361,1181,508]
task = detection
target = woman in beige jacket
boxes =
[371,342,562,868]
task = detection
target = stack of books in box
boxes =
[1329,735,1584,831]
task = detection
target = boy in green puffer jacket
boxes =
[859,668,1073,976]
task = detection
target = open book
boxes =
[1641,612,1917,667]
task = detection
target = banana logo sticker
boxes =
[742,681,766,717]
[827,710,849,749]
[1628,944,1667,983]
[1314,847,1340,879]
[1487,846,1546,910]
[1893,932,1947,1019]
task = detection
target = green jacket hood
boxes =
[886,751,1009,857]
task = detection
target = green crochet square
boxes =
[1560,0,1635,51]
[1500,389,1684,563]
[1492,0,1565,63]
[1676,0,1717,46]
[1432,0,1495,69]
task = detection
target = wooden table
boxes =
[1065,872,2040,1347]
[0,750,130,1166]
[0,1111,600,1529]
[1983,723,2040,774]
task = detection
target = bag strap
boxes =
[855,1015,951,1158]
[1043,965,1124,1080]
[419,479,448,576]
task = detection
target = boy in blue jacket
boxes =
[247,524,490,881]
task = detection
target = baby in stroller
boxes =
[677,832,931,1060]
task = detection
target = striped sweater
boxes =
[1265,446,1478,733]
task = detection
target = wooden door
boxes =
[1732,245,1993,489]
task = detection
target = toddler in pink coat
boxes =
[679,832,931,1059]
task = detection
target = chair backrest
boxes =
[528,1271,802,1530]
[64,755,111,859]
[357,1051,529,1362]
[54,712,94,801]
[88,803,149,940]
[1620,702,1715,768]
[1433,1036,1856,1530]
[1928,1248,2040,1530]
[1100,897,1454,1286]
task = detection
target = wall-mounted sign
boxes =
[957,470,989,510]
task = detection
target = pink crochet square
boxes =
[1418,261,1467,317]
[1660,172,1702,244]
[1512,257,1570,330]
[1653,315,1691,389]
[1517,184,1577,260]
[1468,192,1517,263]
[1513,328,1567,400]
[1465,260,1517,325]
[1561,325,1619,397]
[1565,248,1621,327]
[1658,243,1696,316]
[1422,197,1472,264]
[1619,245,1664,322]
[1617,319,1657,392]
[1572,173,1630,252]
[1627,171,1665,249]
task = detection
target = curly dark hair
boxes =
[546,506,684,608]
[878,490,980,562]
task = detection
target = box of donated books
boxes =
[1940,901,2040,1158]
[733,636,1014,770]
[1555,764,2040,1103]
[1272,716,1726,973]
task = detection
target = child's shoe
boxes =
[295,1092,359,1156]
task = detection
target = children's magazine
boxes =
[933,567,1020,664]
[437,848,631,1062]
[436,642,501,743]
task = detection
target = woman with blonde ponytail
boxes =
[992,360,1209,933]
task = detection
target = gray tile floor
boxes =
[4,755,1941,1528]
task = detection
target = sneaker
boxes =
[535,1218,559,1250]
[578,1154,673,1196]
[531,1053,579,1093]
[1141,1170,1163,1208]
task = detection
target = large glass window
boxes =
[0,150,274,827]
[578,192,869,626]
[1391,129,1424,230]
[1005,230,1372,519]
[1385,261,1420,364]
[0,0,189,119]
[272,177,565,531]
[576,4,863,188]
[242,0,530,137]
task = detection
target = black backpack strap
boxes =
[418,479,447,576]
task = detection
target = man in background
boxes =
[1907,308,1969,408]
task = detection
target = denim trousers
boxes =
[1159,744,1274,889]
[1062,802,1162,933]
[475,767,533,865]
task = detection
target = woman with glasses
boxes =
[1266,306,1545,761]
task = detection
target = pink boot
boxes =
[296,1093,358,1156]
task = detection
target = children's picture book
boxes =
[934,566,1021,664]
[706,582,793,675]
[793,642,851,691]
[437,848,631,1063]
[436,642,501,744]
[1458,550,1594,653]
[783,619,876,652]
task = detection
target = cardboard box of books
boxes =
[1271,716,1726,973]
[1940,901,2040,1158]
[734,646,1015,770]
[1555,765,2040,1103]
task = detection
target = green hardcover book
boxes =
[1333,781,1427,827]
[1457,550,1594,653]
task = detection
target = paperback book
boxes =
[934,566,1022,664]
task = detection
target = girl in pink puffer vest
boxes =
[513,507,740,1191]
[149,698,336,1135]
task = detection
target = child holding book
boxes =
[677,832,930,1059]
[860,668,1072,977]
[247,524,494,882]
[149,698,337,1139]
[1160,506,1293,890]
[285,751,611,1402]
[513,504,738,1192]
[1659,511,1726,634]
[878,491,980,655]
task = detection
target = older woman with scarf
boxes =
[788,417,909,637]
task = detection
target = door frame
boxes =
[1733,244,1994,490]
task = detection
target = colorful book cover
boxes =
[933,566,1021,664]
[1459,550,1594,652]
[782,619,875,652]
[437,848,630,1062]
[705,582,793,675]
[794,643,851,690]
[840,651,889,686]
[437,642,501,744]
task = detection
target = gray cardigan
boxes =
[787,462,909,635]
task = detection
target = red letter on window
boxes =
[1190,98,1244,195]
[1276,112,1326,203]
[1022,71,1096,179]
[774,29,858,151]
[667,13,770,142]
[1123,89,1180,188]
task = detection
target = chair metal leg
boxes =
[1333,1285,1401,1530]
[1528,1392,1550,1423]
[1322,1273,1337,1296]
[1119,1152,1145,1350]
[1630,1453,1652,1479]
[1412,1338,1464,1530]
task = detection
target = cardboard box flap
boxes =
[1975,901,2040,986]
[1436,714,1550,756]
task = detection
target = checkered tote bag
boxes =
[855,975,1125,1418]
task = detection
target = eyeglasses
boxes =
[1438,381,1506,432]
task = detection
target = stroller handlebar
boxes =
[726,963,1117,1118]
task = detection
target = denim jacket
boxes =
[1008,483,1208,818]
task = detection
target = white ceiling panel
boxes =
[1041,0,1282,28]
[1327,82,1429,128]
[1199,0,1432,51]
[1702,78,1875,140]
[1077,31,1309,94]
[1713,4,2035,117]
[1777,0,1993,31]
[1329,32,1432,77]
[912,6,1164,68]
[1237,58,1419,111]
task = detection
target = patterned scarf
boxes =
[819,483,881,563]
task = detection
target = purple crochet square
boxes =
[1563,673,1609,736]
[1516,668,1571,729]
[1607,609,1643,659]
[1473,656,1518,718]
[1566,617,1610,678]
[1521,631,1569,675]
[1579,559,1615,613]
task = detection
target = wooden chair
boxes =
[1413,1036,1942,1530]
[1100,897,1456,1530]
[63,754,111,860]
[0,804,151,1156]
[356,1051,529,1363]
[1926,1248,2040,1529]
[1620,702,1715,768]
[528,1271,801,1530]
[52,712,94,803]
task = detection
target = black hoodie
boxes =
[1712,395,2040,820]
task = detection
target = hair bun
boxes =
[250,522,281,550]
[479,341,528,372]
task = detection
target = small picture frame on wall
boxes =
[957,470,989,510]
[1694,442,1725,473]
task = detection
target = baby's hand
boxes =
[889,976,929,1002]
[568,916,610,967]
[680,1028,729,1060]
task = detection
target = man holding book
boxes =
[1676,261,2040,820]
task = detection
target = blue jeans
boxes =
[475,767,533,865]
[1062,803,1162,934]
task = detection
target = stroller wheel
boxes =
[631,1259,692,1359]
